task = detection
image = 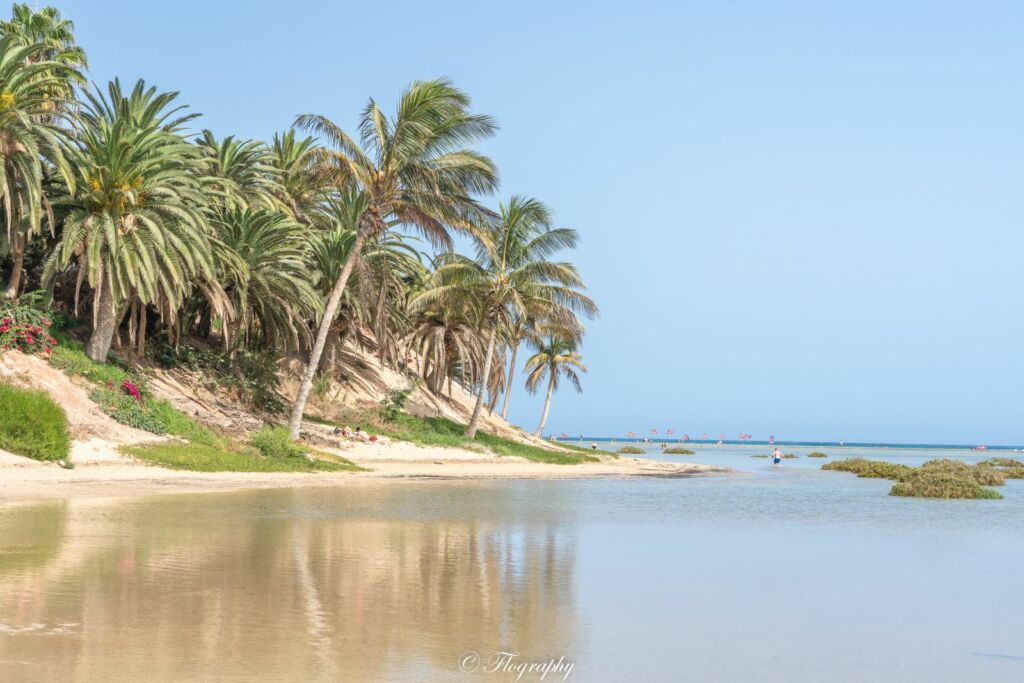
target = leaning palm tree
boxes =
[524,337,587,438]
[286,78,499,438]
[0,36,78,297]
[499,313,541,419]
[414,196,596,438]
[43,79,214,362]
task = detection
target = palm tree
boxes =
[524,337,586,437]
[414,196,596,438]
[286,78,499,438]
[196,130,284,213]
[499,313,540,419]
[43,79,214,362]
[0,35,79,297]
[270,129,322,223]
[214,208,321,351]
[0,4,87,70]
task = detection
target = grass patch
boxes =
[617,445,646,455]
[123,441,359,473]
[251,426,310,459]
[663,447,695,455]
[890,472,1002,500]
[0,382,71,462]
[808,451,829,458]
[48,339,135,386]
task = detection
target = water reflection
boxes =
[0,487,579,681]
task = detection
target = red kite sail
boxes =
[627,431,636,438]
[651,429,658,435]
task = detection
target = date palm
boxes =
[215,208,320,351]
[0,35,78,297]
[43,79,214,362]
[196,130,284,213]
[524,336,586,437]
[414,196,596,438]
[287,78,499,438]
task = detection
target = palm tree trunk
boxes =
[86,276,117,363]
[500,342,518,419]
[288,231,368,439]
[3,232,25,299]
[464,321,498,438]
[534,371,556,437]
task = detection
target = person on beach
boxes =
[772,448,783,468]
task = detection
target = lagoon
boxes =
[1,445,1022,681]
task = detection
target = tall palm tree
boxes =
[43,79,214,362]
[415,196,596,438]
[0,4,87,70]
[524,337,586,438]
[286,78,499,438]
[0,35,78,297]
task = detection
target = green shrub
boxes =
[821,458,914,480]
[890,472,1002,500]
[808,451,829,458]
[0,382,71,462]
[89,386,167,434]
[663,447,695,455]
[978,458,1024,478]
[380,385,413,422]
[918,459,1006,486]
[618,445,645,454]
[148,400,223,447]
[171,347,285,413]
[250,426,309,459]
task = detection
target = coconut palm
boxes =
[524,336,586,437]
[286,78,499,438]
[414,196,596,438]
[498,313,541,419]
[43,79,214,362]
[0,36,78,297]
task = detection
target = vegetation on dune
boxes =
[0,4,596,447]
[890,473,1002,500]
[0,382,70,463]
[617,446,645,455]
[368,412,597,465]
[664,447,695,455]
[808,451,828,458]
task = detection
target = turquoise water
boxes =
[1,445,1022,681]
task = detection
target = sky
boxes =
[53,0,1023,445]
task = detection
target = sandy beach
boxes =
[0,437,730,504]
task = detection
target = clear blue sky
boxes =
[56,0,1023,445]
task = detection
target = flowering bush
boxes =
[122,379,142,402]
[0,316,58,356]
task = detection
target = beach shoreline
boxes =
[0,439,732,505]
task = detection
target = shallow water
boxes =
[1,446,1022,682]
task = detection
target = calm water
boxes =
[1,445,1022,682]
